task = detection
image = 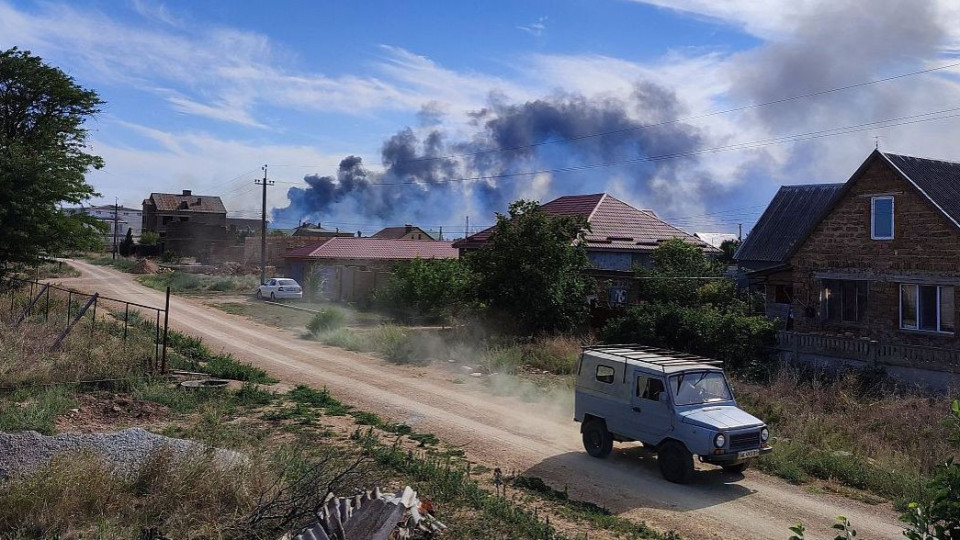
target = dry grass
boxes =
[0,288,154,387]
[0,445,366,539]
[735,368,960,505]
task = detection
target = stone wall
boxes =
[789,157,960,348]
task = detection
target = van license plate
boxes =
[737,449,759,459]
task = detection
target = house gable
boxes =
[788,151,960,345]
[789,151,960,275]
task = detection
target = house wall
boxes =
[290,259,397,303]
[587,250,650,271]
[789,158,960,347]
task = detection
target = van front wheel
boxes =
[582,420,613,458]
[658,441,694,484]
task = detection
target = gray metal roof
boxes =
[584,345,723,374]
[734,183,844,265]
[882,152,960,229]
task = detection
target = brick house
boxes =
[741,150,960,377]
[142,190,228,255]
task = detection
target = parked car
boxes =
[256,277,303,301]
[574,345,771,484]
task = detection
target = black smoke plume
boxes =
[272,82,708,230]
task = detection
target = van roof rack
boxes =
[584,344,723,372]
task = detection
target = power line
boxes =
[394,60,960,164]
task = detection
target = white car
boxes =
[256,277,303,301]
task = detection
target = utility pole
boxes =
[255,165,274,285]
[465,215,469,238]
[438,226,443,241]
[112,197,119,260]
[738,223,742,241]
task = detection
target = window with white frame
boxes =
[871,196,894,240]
[900,284,955,334]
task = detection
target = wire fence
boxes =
[2,277,171,373]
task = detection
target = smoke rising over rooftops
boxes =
[271,82,711,230]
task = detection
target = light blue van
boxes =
[574,345,771,483]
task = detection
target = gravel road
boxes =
[61,259,905,540]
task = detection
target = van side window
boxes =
[595,365,615,384]
[641,377,665,401]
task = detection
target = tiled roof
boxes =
[146,192,226,214]
[453,193,715,252]
[734,183,844,265]
[882,152,960,228]
[284,237,458,260]
[371,226,435,240]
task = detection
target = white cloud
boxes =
[518,16,548,37]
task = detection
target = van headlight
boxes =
[760,427,769,442]
[714,433,725,448]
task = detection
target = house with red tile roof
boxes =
[283,237,458,302]
[453,193,715,307]
[453,193,716,271]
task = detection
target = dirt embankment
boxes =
[61,259,907,540]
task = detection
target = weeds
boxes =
[738,368,958,507]
[306,307,347,335]
[138,272,258,294]
[0,386,75,434]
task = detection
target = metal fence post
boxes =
[66,291,72,327]
[123,304,129,343]
[44,286,50,322]
[90,296,97,338]
[161,286,170,373]
[154,311,161,372]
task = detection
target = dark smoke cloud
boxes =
[272,82,708,230]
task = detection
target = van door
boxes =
[630,371,673,444]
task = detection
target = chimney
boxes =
[405,224,413,233]
[182,189,192,196]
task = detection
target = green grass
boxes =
[165,330,276,384]
[0,386,76,434]
[138,272,259,294]
[88,255,138,272]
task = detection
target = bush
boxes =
[373,326,417,364]
[601,303,777,376]
[376,258,475,323]
[306,308,347,335]
[317,328,370,352]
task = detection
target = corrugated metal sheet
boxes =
[883,152,960,228]
[735,183,844,265]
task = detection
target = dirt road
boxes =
[63,259,904,540]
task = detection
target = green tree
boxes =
[376,257,474,323]
[638,237,723,307]
[467,199,590,334]
[718,238,741,265]
[0,48,105,273]
[118,228,134,257]
[139,230,160,247]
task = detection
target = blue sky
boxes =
[3,0,960,235]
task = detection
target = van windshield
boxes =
[669,371,732,406]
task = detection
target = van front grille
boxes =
[729,432,760,451]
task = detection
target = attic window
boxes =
[871,196,894,240]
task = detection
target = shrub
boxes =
[601,303,777,376]
[317,328,371,352]
[376,257,475,323]
[373,326,417,364]
[306,308,347,335]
